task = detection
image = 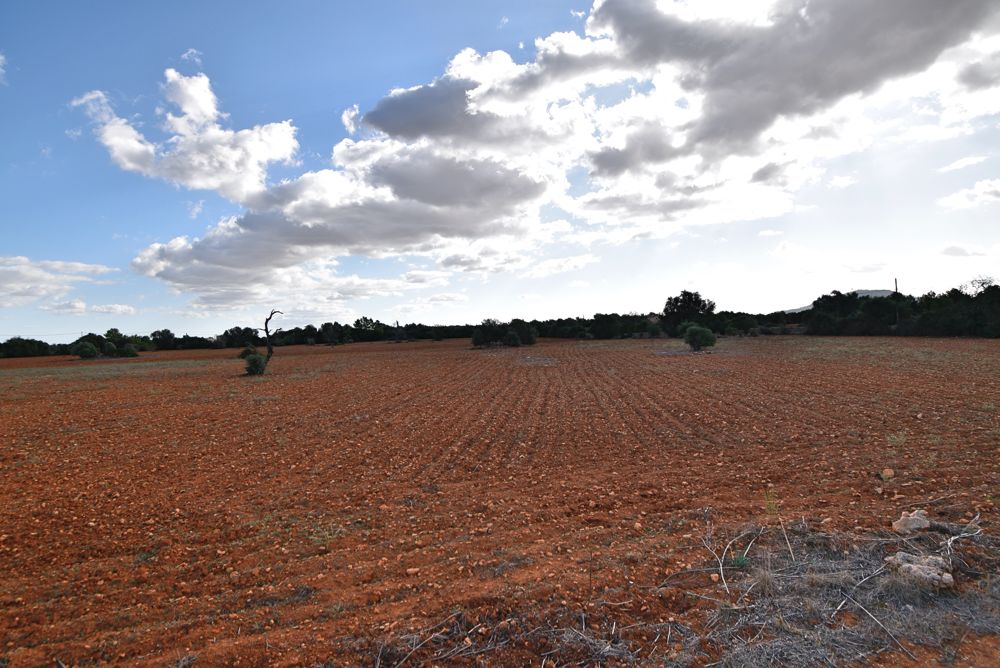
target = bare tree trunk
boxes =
[262,309,282,365]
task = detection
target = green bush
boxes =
[471,328,488,347]
[102,341,118,356]
[71,341,99,359]
[238,344,258,359]
[122,343,139,357]
[676,320,698,337]
[245,353,267,375]
[503,330,522,347]
[684,325,717,352]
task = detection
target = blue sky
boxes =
[2,0,999,341]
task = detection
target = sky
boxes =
[2,0,999,342]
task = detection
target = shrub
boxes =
[684,325,717,352]
[122,343,139,357]
[102,341,118,356]
[503,330,522,347]
[238,344,258,359]
[676,320,698,337]
[471,328,489,347]
[245,353,267,375]
[71,341,99,359]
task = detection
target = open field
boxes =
[1,337,998,666]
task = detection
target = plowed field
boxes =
[1,337,998,665]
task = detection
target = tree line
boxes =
[2,277,997,358]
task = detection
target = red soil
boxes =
[1,337,997,665]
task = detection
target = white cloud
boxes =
[42,300,137,316]
[341,104,359,134]
[180,48,203,66]
[73,69,298,202]
[72,0,1000,313]
[0,52,7,85]
[0,256,115,308]
[187,199,204,218]
[937,178,1000,209]
[44,299,88,315]
[498,16,509,29]
[91,303,138,315]
[938,155,988,173]
[757,229,783,237]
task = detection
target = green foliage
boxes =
[0,337,50,358]
[150,329,177,350]
[684,325,717,351]
[503,330,522,347]
[102,341,118,356]
[663,290,716,335]
[71,341,99,359]
[122,343,139,357]
[471,328,489,347]
[245,353,267,375]
[676,320,698,337]
[238,344,258,359]
[509,318,537,345]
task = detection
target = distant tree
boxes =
[503,330,522,347]
[509,318,537,345]
[0,337,50,358]
[102,341,118,356]
[684,325,717,352]
[252,309,282,373]
[104,328,127,349]
[71,341,99,359]
[663,291,716,336]
[121,343,139,357]
[471,328,489,347]
[150,329,177,350]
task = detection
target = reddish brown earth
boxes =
[1,337,997,665]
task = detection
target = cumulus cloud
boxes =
[937,178,1000,209]
[0,256,115,308]
[73,69,298,202]
[91,303,138,315]
[958,52,1000,89]
[588,0,998,158]
[42,300,137,316]
[341,104,359,134]
[72,0,1000,312]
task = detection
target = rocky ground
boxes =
[1,336,997,665]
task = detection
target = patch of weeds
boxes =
[134,543,162,564]
[886,431,907,448]
[420,483,440,494]
[246,585,317,609]
[170,655,197,668]
[318,601,355,621]
[763,490,779,516]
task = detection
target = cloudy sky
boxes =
[2,0,999,341]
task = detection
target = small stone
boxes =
[892,509,930,534]
[405,568,420,576]
[709,573,720,583]
[879,468,895,481]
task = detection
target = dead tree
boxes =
[258,309,283,365]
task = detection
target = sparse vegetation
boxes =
[244,353,267,375]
